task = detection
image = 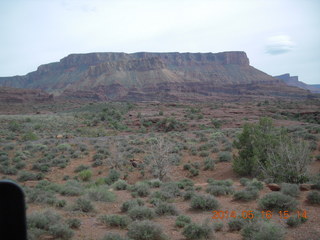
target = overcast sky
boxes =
[0,0,319,84]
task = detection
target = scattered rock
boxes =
[267,183,281,191]
[300,184,312,191]
[56,134,63,139]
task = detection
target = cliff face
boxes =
[0,51,312,101]
[275,74,320,94]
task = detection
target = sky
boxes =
[0,0,319,84]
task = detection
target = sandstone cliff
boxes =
[275,74,320,93]
[0,52,313,101]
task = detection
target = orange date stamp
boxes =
[212,210,308,220]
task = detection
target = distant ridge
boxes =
[0,51,312,101]
[274,73,320,94]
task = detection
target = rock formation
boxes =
[0,52,313,101]
[0,87,53,103]
[275,73,320,93]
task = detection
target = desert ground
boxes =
[0,97,319,240]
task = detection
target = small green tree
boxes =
[233,118,278,176]
[233,118,311,183]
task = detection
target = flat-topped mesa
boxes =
[131,51,250,66]
[54,51,250,68]
[215,51,249,66]
[59,52,130,68]
[87,57,166,77]
[0,50,312,100]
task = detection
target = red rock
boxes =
[0,51,311,102]
[300,184,312,191]
[267,183,281,191]
[0,87,53,103]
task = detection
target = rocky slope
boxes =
[274,74,320,94]
[0,52,313,101]
[0,87,53,103]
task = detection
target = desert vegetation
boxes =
[0,99,319,239]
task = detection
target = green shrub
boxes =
[131,182,150,197]
[127,220,167,240]
[74,164,90,173]
[183,190,196,201]
[156,117,186,132]
[0,166,18,175]
[241,221,285,240]
[149,179,162,188]
[28,210,74,240]
[177,179,194,189]
[183,163,191,170]
[106,169,120,184]
[191,162,200,169]
[233,118,278,176]
[175,215,191,228]
[190,194,219,210]
[207,178,233,186]
[199,151,209,157]
[189,167,199,177]
[206,185,234,196]
[239,178,250,186]
[99,214,131,229]
[72,198,94,212]
[213,222,223,232]
[113,179,128,190]
[60,180,84,196]
[128,206,155,220]
[18,171,44,182]
[233,189,259,202]
[22,131,38,141]
[56,143,71,151]
[121,199,144,212]
[228,218,245,231]
[259,192,298,211]
[55,199,66,208]
[8,121,21,132]
[78,169,93,181]
[149,197,163,207]
[101,233,131,240]
[48,223,74,240]
[182,222,213,240]
[286,215,307,227]
[280,183,300,197]
[159,182,181,199]
[203,157,215,170]
[87,186,116,202]
[26,188,57,205]
[66,218,81,229]
[27,210,60,230]
[35,180,61,192]
[92,159,103,167]
[234,119,311,183]
[218,151,232,162]
[247,179,264,190]
[155,203,179,216]
[306,191,320,204]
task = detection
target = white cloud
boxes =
[265,35,295,55]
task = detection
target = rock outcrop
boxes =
[0,51,313,101]
[0,87,53,103]
[275,73,320,93]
